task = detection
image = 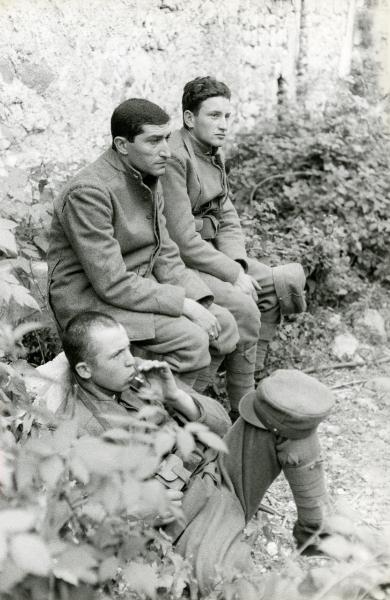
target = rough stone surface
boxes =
[354,309,387,343]
[332,333,360,360]
[0,0,356,176]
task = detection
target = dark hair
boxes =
[62,311,120,370]
[182,76,231,122]
[111,98,170,149]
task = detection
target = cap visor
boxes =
[239,391,267,430]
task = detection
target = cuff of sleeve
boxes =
[155,285,186,316]
[235,258,249,272]
[192,398,207,423]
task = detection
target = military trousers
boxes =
[132,303,239,387]
[175,417,328,592]
[197,260,306,410]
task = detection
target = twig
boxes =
[249,169,323,203]
[258,502,284,518]
[304,355,390,375]
[331,379,367,390]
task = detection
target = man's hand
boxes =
[233,269,261,302]
[182,298,221,341]
[137,360,200,420]
[137,360,180,404]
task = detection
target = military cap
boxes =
[239,369,334,439]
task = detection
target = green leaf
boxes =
[0,509,37,534]
[53,545,98,586]
[0,558,26,592]
[195,429,228,453]
[121,477,142,514]
[176,428,196,460]
[98,555,119,582]
[50,418,79,453]
[69,456,90,484]
[319,534,353,559]
[154,430,175,457]
[39,455,64,488]
[80,502,106,523]
[0,228,18,258]
[10,533,51,576]
[72,438,122,475]
[102,428,131,443]
[122,561,158,600]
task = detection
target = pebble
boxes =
[266,541,278,556]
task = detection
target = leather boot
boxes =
[255,322,278,381]
[224,343,256,422]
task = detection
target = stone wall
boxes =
[0,0,358,219]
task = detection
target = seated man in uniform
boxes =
[47,98,239,390]
[60,311,334,593]
[161,76,307,418]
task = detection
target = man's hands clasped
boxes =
[233,269,261,303]
[182,297,221,341]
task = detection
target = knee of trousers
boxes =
[210,305,240,356]
[174,326,211,373]
[272,262,307,316]
[234,294,261,346]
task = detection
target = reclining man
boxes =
[161,76,307,417]
[47,98,240,389]
[59,310,334,593]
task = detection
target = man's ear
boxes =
[183,110,195,129]
[113,136,129,155]
[75,361,92,380]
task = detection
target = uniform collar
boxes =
[102,148,158,188]
[181,128,220,158]
[73,371,120,404]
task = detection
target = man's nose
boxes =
[159,140,171,158]
[124,349,135,368]
[218,117,228,130]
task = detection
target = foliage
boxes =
[0,185,61,365]
[0,357,198,600]
[229,90,390,307]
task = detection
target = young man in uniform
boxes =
[161,77,307,417]
[47,98,240,389]
[60,311,334,593]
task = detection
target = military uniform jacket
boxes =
[161,128,248,284]
[47,148,212,340]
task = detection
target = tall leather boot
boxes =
[224,343,257,422]
[192,352,225,393]
[255,322,279,381]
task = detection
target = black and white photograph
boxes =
[0,1,389,598]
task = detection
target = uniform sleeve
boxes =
[174,379,231,437]
[59,185,185,316]
[214,195,248,269]
[161,157,242,284]
[153,190,213,304]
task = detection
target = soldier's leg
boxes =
[219,417,282,522]
[136,313,211,387]
[247,259,306,377]
[194,302,239,393]
[276,432,330,552]
[220,418,329,551]
[198,273,261,418]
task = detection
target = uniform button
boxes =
[146,213,152,220]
